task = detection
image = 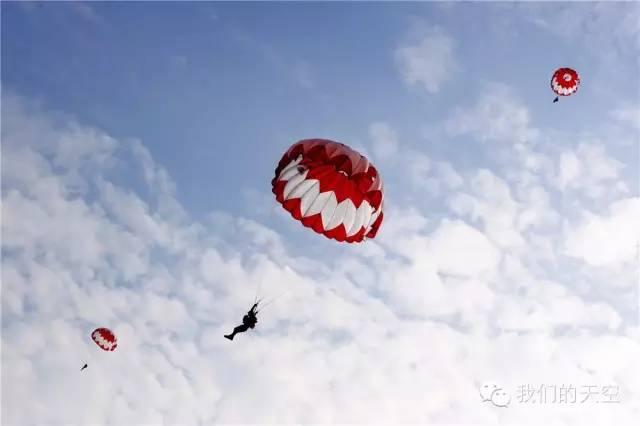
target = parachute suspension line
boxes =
[257,288,293,312]
[253,279,262,305]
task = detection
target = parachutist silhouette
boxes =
[225,303,258,341]
[80,363,88,372]
[553,97,559,103]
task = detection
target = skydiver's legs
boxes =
[224,324,250,340]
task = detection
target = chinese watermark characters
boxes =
[480,382,621,408]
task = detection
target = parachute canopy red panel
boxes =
[551,67,580,97]
[272,139,384,243]
[91,327,117,351]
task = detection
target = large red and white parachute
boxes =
[272,139,384,243]
[91,327,117,351]
[551,67,580,99]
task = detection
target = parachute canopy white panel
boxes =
[272,139,384,243]
[551,67,580,97]
[91,327,117,352]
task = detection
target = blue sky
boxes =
[2,2,640,425]
[5,1,636,220]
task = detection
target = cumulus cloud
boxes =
[2,92,639,425]
[395,26,457,94]
[428,219,501,278]
[555,143,627,198]
[449,169,528,250]
[368,122,460,196]
[564,197,640,268]
[445,83,539,145]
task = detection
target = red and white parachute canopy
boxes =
[91,327,117,351]
[551,67,580,97]
[272,139,384,243]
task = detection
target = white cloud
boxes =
[555,143,627,198]
[369,121,400,159]
[368,122,461,196]
[449,169,526,250]
[611,104,640,130]
[495,280,623,332]
[564,197,640,268]
[2,92,639,425]
[413,160,464,199]
[395,26,457,94]
[434,161,464,189]
[428,219,501,278]
[445,84,539,144]
[522,2,640,46]
[557,150,581,190]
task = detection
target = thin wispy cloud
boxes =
[227,26,317,91]
[395,25,458,94]
[444,84,539,145]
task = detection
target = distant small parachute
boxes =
[272,139,384,243]
[551,67,580,103]
[91,327,117,351]
[81,327,117,371]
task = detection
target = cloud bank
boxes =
[2,74,639,426]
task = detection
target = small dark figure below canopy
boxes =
[80,363,88,371]
[224,303,259,341]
